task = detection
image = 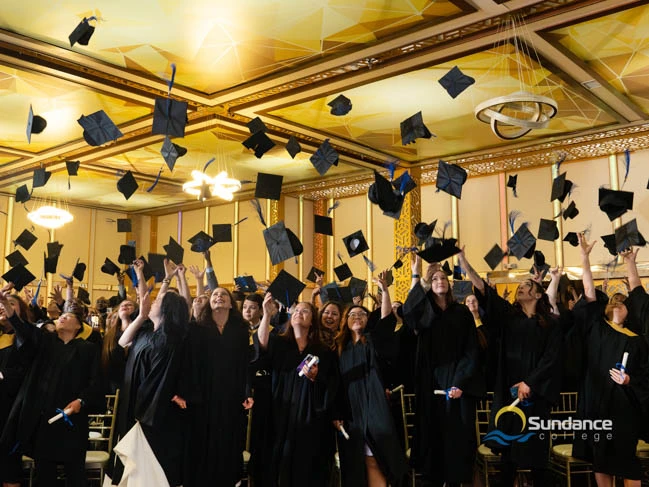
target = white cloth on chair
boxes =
[110,422,170,487]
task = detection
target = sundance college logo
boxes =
[484,404,613,446]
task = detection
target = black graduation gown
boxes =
[402,284,484,483]
[571,300,649,479]
[0,333,26,482]
[0,314,103,463]
[256,333,339,487]
[337,312,408,487]
[476,283,562,468]
[183,318,251,487]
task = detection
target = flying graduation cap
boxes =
[152,99,188,138]
[507,223,536,260]
[243,132,276,158]
[334,263,353,281]
[562,201,579,220]
[15,185,30,204]
[26,105,47,143]
[263,221,303,266]
[314,215,333,236]
[342,230,369,258]
[417,238,461,263]
[286,136,302,159]
[69,16,97,46]
[255,173,283,201]
[14,229,37,251]
[436,160,467,199]
[414,220,436,245]
[400,111,433,145]
[66,160,80,188]
[598,188,633,221]
[614,219,646,253]
[234,276,257,293]
[188,231,215,253]
[306,266,324,283]
[160,136,187,172]
[484,244,506,270]
[550,172,573,203]
[101,258,121,276]
[328,94,352,116]
[267,269,306,308]
[117,171,139,200]
[563,232,579,247]
[163,236,185,265]
[310,139,339,176]
[5,250,28,268]
[212,224,233,243]
[438,66,475,99]
[507,175,518,197]
[537,219,559,241]
[78,110,123,146]
[2,264,36,291]
[367,170,402,216]
[32,167,51,189]
[119,244,137,265]
[247,117,267,134]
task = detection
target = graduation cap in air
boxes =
[5,250,28,268]
[117,219,132,233]
[234,276,257,293]
[26,105,47,144]
[65,160,80,188]
[263,221,303,266]
[392,171,417,196]
[147,253,166,283]
[286,136,301,159]
[342,230,369,258]
[484,244,505,270]
[334,263,353,282]
[212,224,233,243]
[160,136,187,172]
[247,117,267,134]
[414,221,436,245]
[69,16,96,46]
[137,255,155,282]
[442,261,452,276]
[563,232,579,247]
[267,270,306,308]
[15,185,30,204]
[400,111,433,145]
[452,280,474,303]
[119,244,137,265]
[117,171,139,200]
[78,110,123,146]
[538,219,559,241]
[77,287,91,305]
[601,234,617,256]
[255,173,283,200]
[328,94,352,116]
[101,258,121,276]
[32,167,52,189]
[438,66,475,99]
[44,253,59,274]
[598,188,634,221]
[163,237,184,265]
[152,99,188,138]
[436,160,467,199]
[507,224,536,260]
[70,260,87,281]
[314,215,333,236]
[2,264,36,292]
[417,238,461,263]
[562,201,579,220]
[306,266,324,283]
[507,175,518,197]
[47,241,64,259]
[14,229,37,251]
[349,277,367,297]
[243,132,275,159]
[531,250,550,277]
[550,173,573,203]
[323,282,354,304]
[368,171,402,216]
[188,231,216,253]
[310,139,339,176]
[615,219,646,253]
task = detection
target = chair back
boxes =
[475,392,494,444]
[549,391,578,444]
[88,390,120,454]
[403,392,416,451]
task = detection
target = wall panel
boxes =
[208,203,235,286]
[333,195,367,281]
[237,199,267,282]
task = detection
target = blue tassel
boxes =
[508,210,522,234]
[250,199,266,227]
[387,162,396,181]
[555,152,566,173]
[327,200,340,214]
[146,167,163,193]
[31,280,42,307]
[166,63,176,94]
[623,149,630,186]
[399,171,411,195]
[440,221,451,239]
[203,157,216,173]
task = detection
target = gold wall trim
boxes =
[394,168,421,302]
[313,199,327,274]
[233,201,239,278]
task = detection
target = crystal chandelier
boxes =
[183,170,241,201]
[28,204,73,229]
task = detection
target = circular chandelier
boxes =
[183,170,241,201]
[28,205,74,229]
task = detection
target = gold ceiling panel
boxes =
[268,45,616,162]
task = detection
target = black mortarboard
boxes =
[100,258,121,276]
[212,224,232,243]
[342,230,369,258]
[563,232,579,247]
[78,110,123,146]
[47,241,64,258]
[436,160,467,199]
[484,244,505,270]
[414,220,436,245]
[538,219,559,241]
[2,265,35,291]
[368,170,402,215]
[44,253,59,274]
[314,215,333,236]
[117,171,139,200]
[69,17,96,46]
[442,261,452,276]
[286,136,301,159]
[452,281,474,303]
[306,266,324,283]
[334,263,353,281]
[321,283,351,304]
[453,265,464,281]
[243,131,275,158]
[77,287,91,305]
[328,94,352,116]
[152,98,188,138]
[349,277,367,297]
[66,160,80,176]
[119,244,136,265]
[33,167,51,188]
[400,111,433,145]
[392,259,404,270]
[263,221,303,266]
[255,173,283,200]
[562,201,579,220]
[137,255,154,282]
[598,188,634,221]
[507,224,536,260]
[14,229,37,251]
[5,250,28,268]
[550,173,573,203]
[188,231,215,252]
[615,219,646,253]
[267,270,306,308]
[72,260,87,281]
[507,174,518,197]
[417,238,461,263]
[310,139,339,176]
[15,184,30,204]
[163,237,184,265]
[438,66,475,99]
[531,250,550,277]
[234,276,257,293]
[601,234,617,256]
[160,136,187,172]
[117,219,132,233]
[26,105,47,143]
[247,117,267,134]
[392,171,417,196]
[147,253,166,282]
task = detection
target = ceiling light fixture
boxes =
[182,170,242,201]
[474,14,558,140]
[27,204,73,229]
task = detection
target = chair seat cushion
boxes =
[637,440,649,454]
[477,443,500,460]
[85,450,109,467]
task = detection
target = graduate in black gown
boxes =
[402,256,483,487]
[335,270,408,487]
[113,260,189,487]
[458,247,562,486]
[101,298,136,394]
[184,286,252,487]
[571,236,649,485]
[0,290,103,487]
[256,294,340,487]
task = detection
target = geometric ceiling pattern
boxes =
[0,0,648,213]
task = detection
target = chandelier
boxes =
[28,205,73,229]
[474,15,558,140]
[183,170,241,201]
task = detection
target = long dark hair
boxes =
[513,280,553,327]
[335,305,371,356]
[429,271,456,309]
[9,294,31,322]
[157,292,189,343]
[197,287,244,327]
[280,302,321,345]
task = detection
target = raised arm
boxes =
[578,233,596,303]
[375,270,392,319]
[410,254,422,290]
[457,246,484,294]
[546,267,562,315]
[623,247,642,291]
[176,264,192,312]
[188,265,205,297]
[118,266,151,348]
[203,250,218,292]
[258,293,274,350]
[311,272,323,309]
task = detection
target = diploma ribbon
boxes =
[49,408,74,427]
[434,387,458,400]
[510,386,533,406]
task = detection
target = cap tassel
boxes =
[327,200,340,215]
[623,149,631,187]
[387,162,396,181]
[554,152,567,174]
[31,279,42,307]
[251,199,266,227]
[508,210,522,235]
[146,167,163,193]
[399,172,411,195]
[363,255,376,272]
[203,157,216,173]
[337,252,344,265]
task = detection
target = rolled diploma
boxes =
[509,397,521,408]
[298,355,318,377]
[622,352,629,369]
[434,389,447,395]
[48,407,73,424]
[338,424,350,440]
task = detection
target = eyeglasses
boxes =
[348,311,368,319]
